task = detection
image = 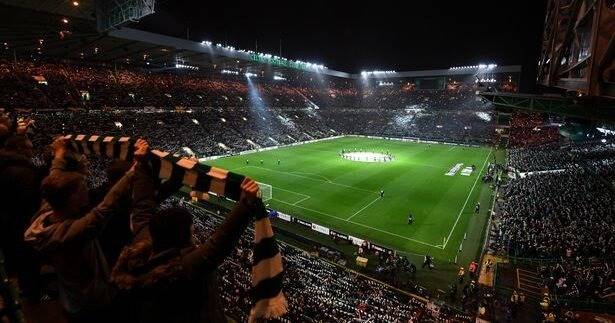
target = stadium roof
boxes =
[0,0,96,20]
[0,2,521,79]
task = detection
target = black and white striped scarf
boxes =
[64,134,288,321]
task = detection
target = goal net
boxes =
[257,182,273,202]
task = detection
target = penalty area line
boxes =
[272,198,441,249]
[346,196,381,221]
[245,165,379,195]
[292,195,311,206]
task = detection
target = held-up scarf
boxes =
[64,134,288,321]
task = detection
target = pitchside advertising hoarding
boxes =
[311,223,330,235]
[273,210,393,254]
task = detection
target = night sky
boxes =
[133,1,547,90]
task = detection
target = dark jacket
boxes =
[111,200,257,323]
[0,151,43,297]
[24,157,139,314]
[0,152,41,272]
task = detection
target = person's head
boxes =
[2,134,34,158]
[106,160,132,185]
[41,171,89,218]
[149,207,194,252]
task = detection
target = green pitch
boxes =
[208,136,492,260]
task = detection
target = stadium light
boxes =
[597,127,615,135]
[245,72,257,78]
[221,69,239,75]
[475,78,497,83]
[361,70,396,78]
[450,63,497,70]
[175,63,199,70]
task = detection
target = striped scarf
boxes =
[64,134,287,321]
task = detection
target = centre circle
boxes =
[341,151,394,163]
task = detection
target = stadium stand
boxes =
[3,59,497,152]
[487,138,615,312]
[0,53,519,322]
[0,3,613,320]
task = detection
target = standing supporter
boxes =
[458,267,465,284]
[0,132,43,301]
[23,138,150,322]
[111,177,262,323]
[468,260,478,278]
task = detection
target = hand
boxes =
[133,138,149,161]
[128,139,150,172]
[16,118,32,135]
[240,177,260,204]
[51,136,70,158]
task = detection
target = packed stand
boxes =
[488,137,615,305]
[1,59,499,146]
[508,112,560,147]
[172,199,467,322]
[0,113,474,322]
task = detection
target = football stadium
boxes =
[208,136,493,260]
[0,1,614,322]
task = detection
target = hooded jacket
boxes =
[24,157,136,313]
[111,200,256,323]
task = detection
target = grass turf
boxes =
[208,136,493,261]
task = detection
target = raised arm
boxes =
[128,139,158,238]
[50,137,135,241]
[182,178,262,277]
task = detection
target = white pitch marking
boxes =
[346,219,441,248]
[346,196,381,221]
[443,149,492,249]
[245,165,379,195]
[272,198,347,221]
[292,195,311,206]
[272,198,441,248]
[272,186,310,198]
[288,171,333,183]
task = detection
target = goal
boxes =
[257,182,273,202]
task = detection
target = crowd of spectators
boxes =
[181,200,466,322]
[488,138,615,305]
[0,112,477,322]
[22,104,495,160]
[1,59,499,148]
[6,56,614,321]
[507,139,615,174]
[508,112,560,147]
